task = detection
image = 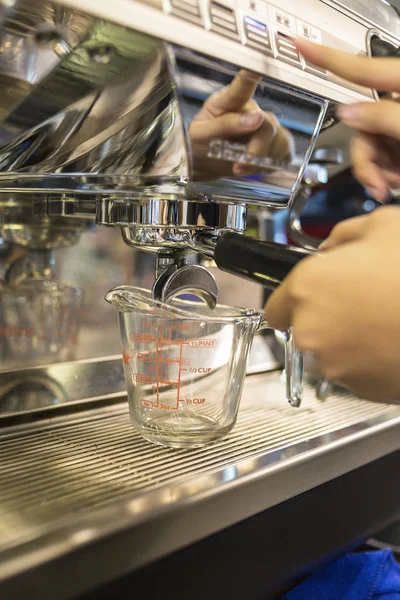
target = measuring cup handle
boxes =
[284,327,304,408]
[258,320,304,407]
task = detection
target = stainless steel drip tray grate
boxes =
[0,373,399,577]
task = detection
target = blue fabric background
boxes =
[282,550,400,599]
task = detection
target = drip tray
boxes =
[0,373,399,598]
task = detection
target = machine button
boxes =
[243,15,272,53]
[275,32,301,66]
[296,20,327,79]
[170,0,203,23]
[303,61,328,79]
[209,1,239,39]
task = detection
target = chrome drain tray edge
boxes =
[0,374,399,598]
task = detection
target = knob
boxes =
[370,36,400,58]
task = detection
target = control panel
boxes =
[165,0,329,77]
[58,0,400,104]
[150,0,399,99]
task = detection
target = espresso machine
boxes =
[0,0,400,598]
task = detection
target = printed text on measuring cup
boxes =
[123,321,217,411]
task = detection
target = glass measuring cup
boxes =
[105,286,303,448]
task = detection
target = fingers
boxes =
[319,206,400,251]
[264,255,327,332]
[293,38,400,201]
[294,37,400,92]
[233,113,294,175]
[269,125,295,163]
[264,278,292,331]
[351,133,389,201]
[318,214,370,250]
[233,112,277,175]
[191,70,294,177]
[190,109,264,143]
[385,170,400,190]
[202,70,260,118]
[337,100,400,139]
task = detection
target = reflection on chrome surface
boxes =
[0,0,326,206]
[0,355,127,415]
[0,278,83,369]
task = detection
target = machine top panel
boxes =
[0,0,397,206]
[54,0,400,104]
[322,0,400,37]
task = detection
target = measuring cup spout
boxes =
[105,285,208,320]
[105,286,158,312]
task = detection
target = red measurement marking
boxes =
[188,339,216,348]
[176,342,183,408]
[122,352,132,365]
[134,325,213,412]
[160,337,185,346]
[170,322,196,332]
[141,399,154,409]
[137,352,156,362]
[130,333,155,343]
[159,358,180,364]
[133,373,152,384]
[181,357,194,367]
[185,398,206,405]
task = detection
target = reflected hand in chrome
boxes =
[189,69,294,179]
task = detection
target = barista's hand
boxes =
[264,206,400,402]
[189,69,294,178]
[295,37,400,202]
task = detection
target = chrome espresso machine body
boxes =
[0,1,400,598]
[0,0,390,292]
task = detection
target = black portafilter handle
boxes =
[213,232,313,291]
